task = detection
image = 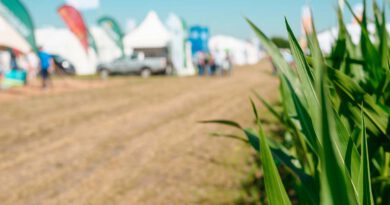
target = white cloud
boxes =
[66,0,100,10]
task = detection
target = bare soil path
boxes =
[0,62,277,205]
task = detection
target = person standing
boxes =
[196,52,206,76]
[209,54,217,76]
[203,53,211,76]
[222,51,233,76]
[37,47,54,89]
[0,62,3,83]
[10,49,19,70]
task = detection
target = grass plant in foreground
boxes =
[204,1,390,204]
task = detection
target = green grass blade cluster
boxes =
[204,1,390,204]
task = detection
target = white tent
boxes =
[124,11,171,49]
[90,26,122,63]
[36,27,98,75]
[209,35,260,66]
[249,37,267,60]
[0,15,38,77]
[166,13,195,76]
[317,23,382,54]
[0,15,31,54]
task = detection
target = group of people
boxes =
[0,47,54,89]
[195,51,233,76]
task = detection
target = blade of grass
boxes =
[329,67,389,136]
[250,98,259,123]
[318,77,359,205]
[358,115,374,205]
[285,19,319,116]
[283,76,320,153]
[200,120,242,129]
[209,132,248,144]
[253,91,283,123]
[257,120,292,205]
[306,16,359,202]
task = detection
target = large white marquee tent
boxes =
[317,23,388,54]
[124,11,196,76]
[36,27,98,75]
[124,11,171,49]
[90,26,122,64]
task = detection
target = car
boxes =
[97,52,171,78]
[52,55,76,75]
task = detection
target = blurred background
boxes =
[0,0,378,80]
[0,0,388,205]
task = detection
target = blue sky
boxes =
[23,0,385,39]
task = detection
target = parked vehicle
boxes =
[52,55,76,75]
[97,52,171,78]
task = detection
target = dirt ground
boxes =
[0,62,278,205]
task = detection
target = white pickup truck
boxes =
[97,52,171,78]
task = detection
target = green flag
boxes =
[0,0,37,52]
[88,29,99,55]
[97,16,125,56]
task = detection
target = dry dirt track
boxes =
[0,62,278,205]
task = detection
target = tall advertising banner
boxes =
[58,4,89,54]
[166,14,186,74]
[88,29,99,55]
[0,0,37,52]
[97,16,124,56]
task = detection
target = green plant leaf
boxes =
[358,115,374,205]
[244,128,260,152]
[330,6,348,70]
[283,76,320,153]
[345,1,362,25]
[373,0,383,36]
[244,127,318,204]
[328,67,389,136]
[279,76,297,119]
[246,18,297,84]
[333,109,361,192]
[318,60,358,205]
[377,2,389,70]
[257,121,292,205]
[209,132,248,144]
[253,92,284,123]
[250,98,259,123]
[200,120,242,129]
[285,19,319,117]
